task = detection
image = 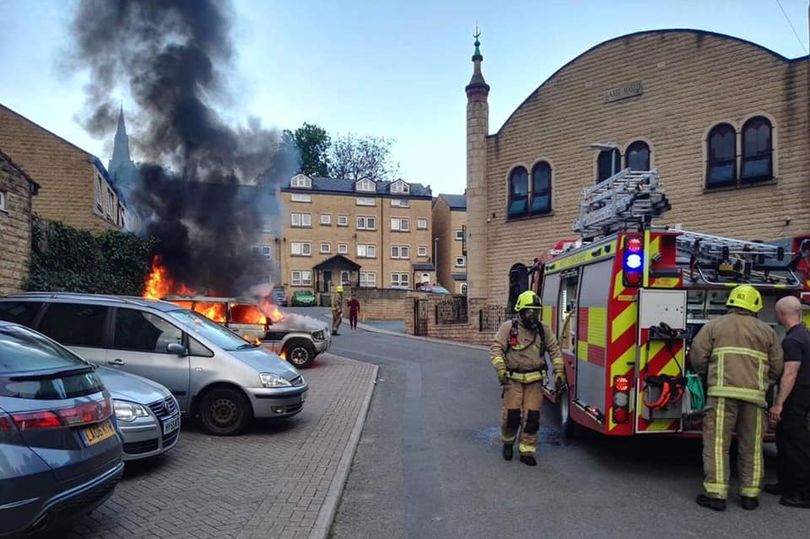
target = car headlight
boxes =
[259,373,292,388]
[113,400,150,422]
[312,330,325,340]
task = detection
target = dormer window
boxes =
[355,179,376,192]
[291,174,312,189]
[391,180,410,194]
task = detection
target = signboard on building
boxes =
[606,81,643,102]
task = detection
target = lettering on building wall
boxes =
[606,81,643,103]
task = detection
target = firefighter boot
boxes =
[740,497,759,510]
[502,444,513,461]
[519,455,537,466]
[696,494,726,511]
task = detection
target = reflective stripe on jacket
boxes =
[688,310,783,406]
[490,319,563,381]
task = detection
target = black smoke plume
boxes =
[70,0,296,294]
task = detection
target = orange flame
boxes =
[259,297,284,323]
[143,256,173,299]
[193,302,227,324]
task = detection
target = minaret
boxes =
[465,28,490,300]
[109,105,132,174]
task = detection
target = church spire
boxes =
[109,106,132,173]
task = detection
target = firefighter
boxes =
[490,290,564,466]
[331,285,344,335]
[688,285,783,511]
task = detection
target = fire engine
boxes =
[532,168,810,437]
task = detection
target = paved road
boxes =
[326,321,805,539]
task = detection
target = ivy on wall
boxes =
[25,218,154,296]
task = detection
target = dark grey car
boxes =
[0,322,123,537]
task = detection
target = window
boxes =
[455,229,465,241]
[391,245,410,259]
[96,177,103,208]
[507,167,529,219]
[741,117,773,183]
[320,242,331,254]
[106,187,114,218]
[530,162,552,215]
[417,246,428,257]
[391,273,410,288]
[114,309,182,353]
[291,174,312,188]
[357,244,376,258]
[291,270,312,286]
[0,191,5,211]
[360,271,376,288]
[291,242,312,256]
[355,179,376,192]
[356,197,376,206]
[340,271,350,284]
[391,218,410,232]
[626,141,650,171]
[460,283,468,295]
[251,245,272,258]
[338,243,349,254]
[357,216,376,230]
[37,303,108,348]
[0,301,43,325]
[417,218,428,230]
[706,123,737,188]
[291,212,311,227]
[391,199,410,208]
[291,193,312,203]
[391,181,410,194]
[456,256,466,267]
[320,214,332,225]
[597,149,621,183]
[337,215,349,227]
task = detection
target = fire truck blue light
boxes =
[625,253,643,270]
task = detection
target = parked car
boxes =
[163,296,330,369]
[0,293,308,436]
[98,367,181,461]
[416,284,451,294]
[290,290,317,306]
[271,287,287,307]
[0,321,124,537]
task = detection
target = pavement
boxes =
[66,353,377,539]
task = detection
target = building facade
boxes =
[278,174,434,296]
[465,30,810,306]
[0,150,38,295]
[0,104,127,233]
[432,193,467,294]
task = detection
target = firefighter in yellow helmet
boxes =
[331,285,344,335]
[688,285,783,511]
[490,290,564,466]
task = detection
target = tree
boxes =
[328,133,399,181]
[285,123,330,177]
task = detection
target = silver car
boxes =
[0,293,308,436]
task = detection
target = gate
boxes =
[414,298,429,336]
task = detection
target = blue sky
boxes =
[0,0,807,195]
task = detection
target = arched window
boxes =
[626,141,650,171]
[508,263,529,311]
[507,167,529,219]
[706,123,737,188]
[740,117,773,183]
[531,162,552,215]
[596,149,621,183]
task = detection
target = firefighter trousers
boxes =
[501,379,544,456]
[702,396,767,499]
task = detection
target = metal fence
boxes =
[435,296,468,325]
[478,304,512,332]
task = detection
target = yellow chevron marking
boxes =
[613,271,625,299]
[611,303,637,343]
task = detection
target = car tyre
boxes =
[284,339,316,369]
[556,388,580,445]
[198,387,252,436]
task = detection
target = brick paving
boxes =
[66,354,377,539]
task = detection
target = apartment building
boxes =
[279,174,434,294]
[432,193,467,294]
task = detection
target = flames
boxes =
[143,256,172,299]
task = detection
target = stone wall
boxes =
[0,152,34,295]
[405,294,506,346]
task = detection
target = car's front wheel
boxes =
[284,339,316,369]
[197,387,252,436]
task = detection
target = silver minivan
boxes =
[0,293,308,436]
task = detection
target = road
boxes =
[314,312,805,539]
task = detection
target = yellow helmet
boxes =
[514,290,542,312]
[336,285,344,293]
[725,285,762,313]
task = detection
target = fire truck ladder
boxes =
[573,168,670,240]
[672,228,800,287]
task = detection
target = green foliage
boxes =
[25,219,154,295]
[284,122,331,177]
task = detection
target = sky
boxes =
[0,0,807,195]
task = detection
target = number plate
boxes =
[163,414,181,435]
[81,419,116,446]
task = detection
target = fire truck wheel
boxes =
[285,339,316,369]
[559,389,579,443]
[198,387,252,436]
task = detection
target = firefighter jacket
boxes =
[331,293,343,314]
[490,319,564,383]
[688,310,784,407]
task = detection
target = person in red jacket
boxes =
[347,295,361,330]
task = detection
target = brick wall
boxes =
[0,153,33,295]
[348,287,428,323]
[472,31,810,306]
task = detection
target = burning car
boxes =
[163,296,331,369]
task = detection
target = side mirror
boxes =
[167,342,187,356]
